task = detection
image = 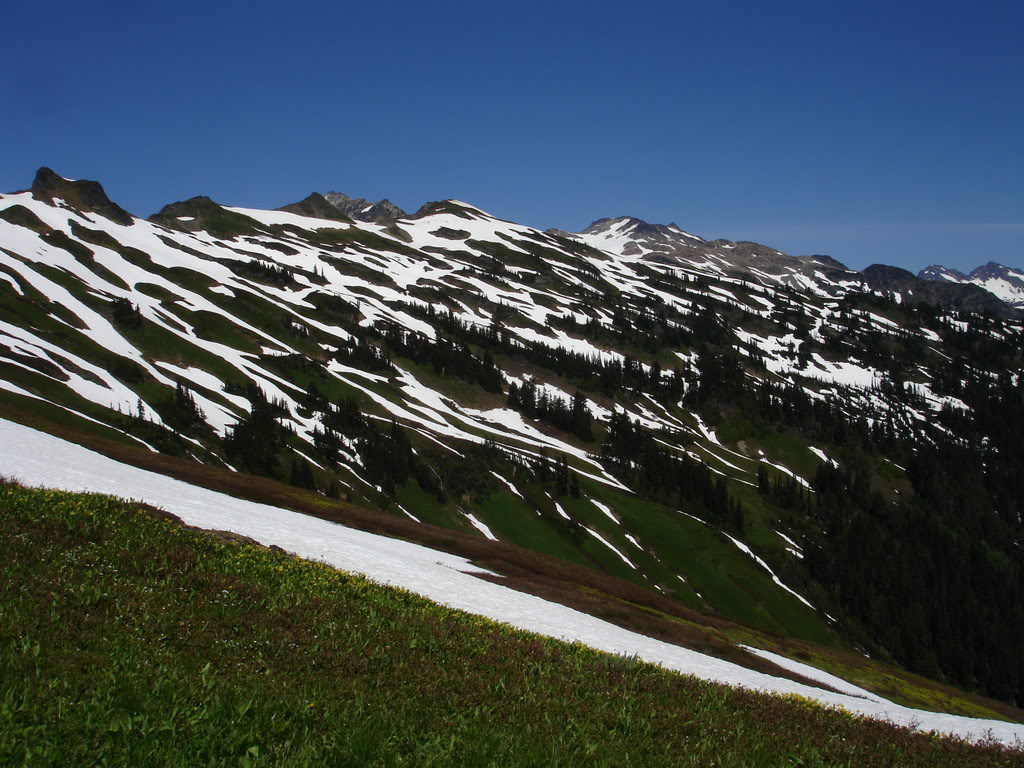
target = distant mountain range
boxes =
[919,261,1024,309]
[281,186,1024,313]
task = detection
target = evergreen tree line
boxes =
[310,394,583,504]
[223,382,290,477]
[308,396,418,498]
[806,447,1024,705]
[224,365,593,506]
[506,381,594,442]
[328,322,506,393]
[598,409,744,534]
[121,394,193,459]
[374,324,503,393]
[110,297,143,328]
[225,281,1024,703]
[332,336,396,374]
[548,299,697,354]
[235,258,295,288]
[796,360,1024,705]
[162,381,211,437]
[394,300,689,401]
[686,351,880,451]
[663,304,1024,704]
[756,463,814,514]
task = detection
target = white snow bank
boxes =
[584,526,636,569]
[740,646,888,704]
[724,533,816,610]
[464,512,498,541]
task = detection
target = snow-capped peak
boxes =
[581,215,704,244]
[919,265,969,283]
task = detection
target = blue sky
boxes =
[3,0,1021,273]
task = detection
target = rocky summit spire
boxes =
[30,167,134,226]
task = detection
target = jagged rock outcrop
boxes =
[323,192,405,223]
[30,167,134,226]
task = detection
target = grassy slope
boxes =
[2,400,1021,728]
[2,481,1021,767]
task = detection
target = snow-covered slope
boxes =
[0,174,954,533]
[1,167,1022,712]
[554,215,859,293]
[557,216,704,257]
[3,417,1021,746]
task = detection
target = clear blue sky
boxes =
[3,0,1021,273]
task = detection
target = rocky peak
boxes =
[970,261,1023,282]
[555,214,854,293]
[322,192,406,223]
[30,167,134,226]
[581,216,705,244]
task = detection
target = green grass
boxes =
[395,480,459,529]
[474,488,591,566]
[758,431,820,480]
[298,225,419,256]
[0,389,141,450]
[584,484,834,646]
[1,481,1019,767]
[0,364,136,430]
[6,395,1019,727]
[393,358,506,410]
[113,313,249,388]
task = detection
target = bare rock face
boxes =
[322,192,406,223]
[30,167,134,226]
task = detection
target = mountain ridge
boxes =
[919,260,1024,309]
[23,163,1020,312]
[1,166,1022,710]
